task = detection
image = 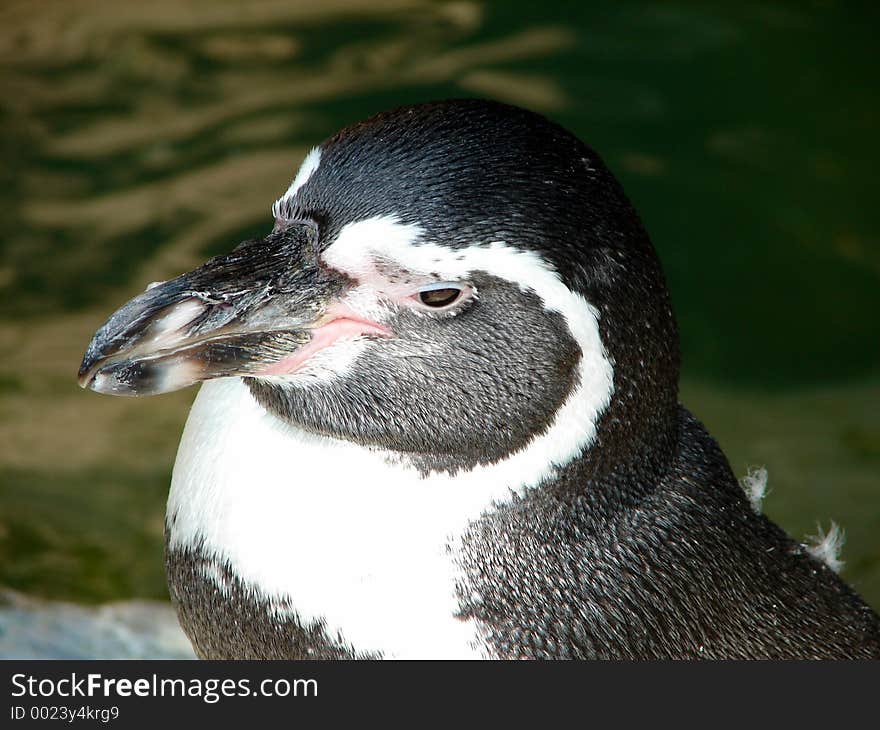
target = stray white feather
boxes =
[740,466,768,513]
[806,522,845,574]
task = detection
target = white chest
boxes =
[167,378,518,659]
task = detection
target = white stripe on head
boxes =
[271,146,321,219]
[323,214,615,493]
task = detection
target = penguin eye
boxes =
[415,283,467,310]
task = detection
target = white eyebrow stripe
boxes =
[322,214,616,492]
[271,146,321,219]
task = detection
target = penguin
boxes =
[78,99,880,659]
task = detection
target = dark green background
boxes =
[1,0,878,608]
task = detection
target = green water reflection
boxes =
[1,1,878,608]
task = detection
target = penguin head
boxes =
[79,99,679,480]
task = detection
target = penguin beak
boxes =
[78,223,347,396]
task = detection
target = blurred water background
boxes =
[1,0,878,657]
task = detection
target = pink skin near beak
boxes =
[255,301,390,376]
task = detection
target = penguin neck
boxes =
[582,357,680,501]
[555,245,682,507]
[548,399,681,513]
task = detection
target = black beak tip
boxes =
[77,334,107,387]
[77,369,92,389]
